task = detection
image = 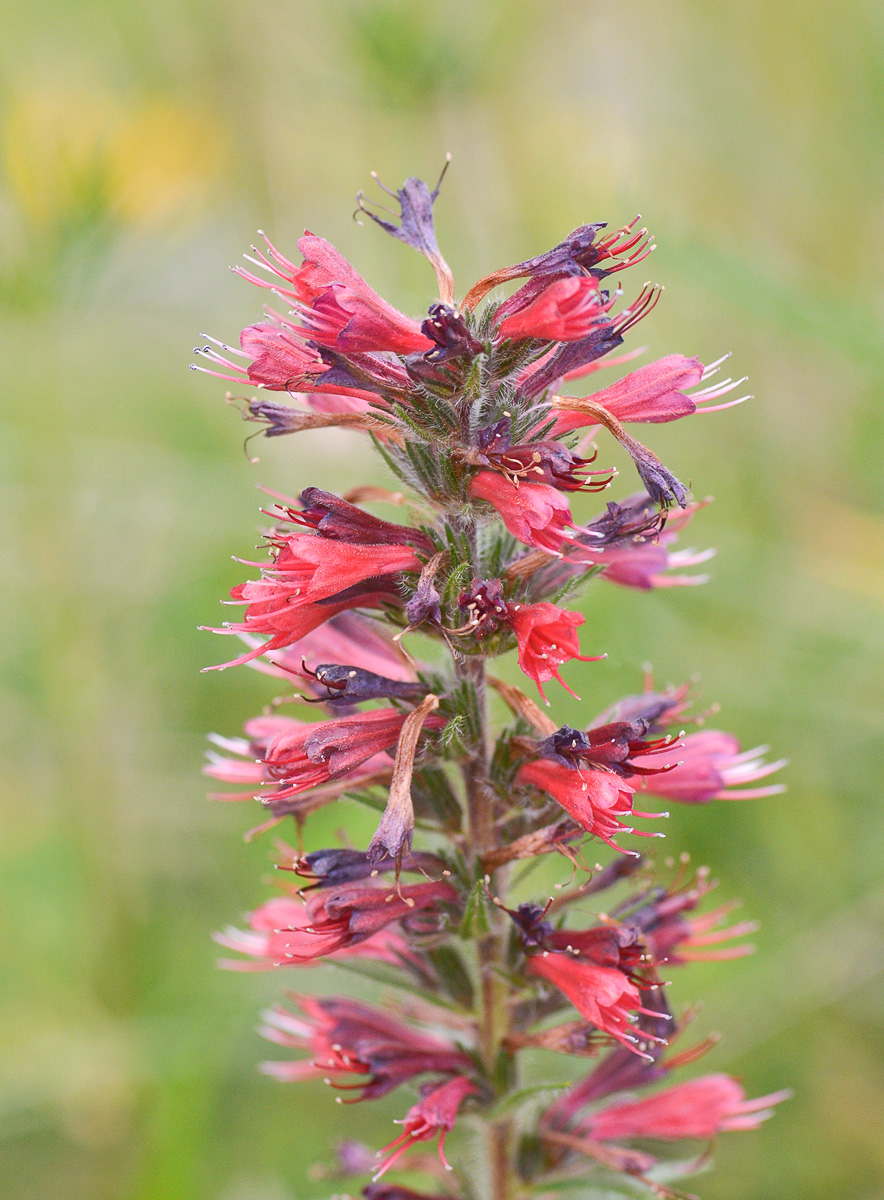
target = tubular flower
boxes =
[256,707,445,805]
[470,470,577,554]
[640,897,758,967]
[192,319,325,391]
[550,353,749,435]
[516,758,663,853]
[584,1074,791,1141]
[205,580,403,671]
[257,994,471,1096]
[373,1076,477,1180]
[507,601,605,701]
[203,714,396,805]
[543,991,678,1131]
[495,277,609,343]
[590,680,694,737]
[527,953,662,1056]
[235,536,420,611]
[637,730,787,803]
[213,895,416,971]
[205,493,429,669]
[464,217,654,310]
[239,230,432,355]
[217,881,457,969]
[535,720,679,777]
[286,846,445,891]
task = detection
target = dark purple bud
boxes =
[507,901,555,949]
[536,725,593,767]
[536,720,677,779]
[293,847,444,889]
[476,417,512,456]
[303,662,428,704]
[421,303,483,363]
[404,351,459,391]
[500,223,610,281]
[297,488,433,549]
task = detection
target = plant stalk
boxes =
[456,516,515,1200]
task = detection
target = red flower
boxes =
[243,535,421,606]
[298,283,432,356]
[235,230,432,355]
[585,1073,790,1141]
[216,880,456,970]
[257,707,445,805]
[551,355,703,434]
[205,497,426,669]
[546,924,647,980]
[645,898,758,966]
[637,730,786,803]
[194,318,386,398]
[495,277,608,343]
[506,601,604,701]
[527,953,658,1055]
[204,713,396,804]
[551,353,749,435]
[205,582,401,672]
[517,758,667,853]
[373,1076,477,1179]
[470,470,575,553]
[257,994,471,1096]
[213,894,415,972]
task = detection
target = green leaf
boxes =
[427,944,475,1008]
[459,878,490,937]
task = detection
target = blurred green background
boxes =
[2,1,883,1197]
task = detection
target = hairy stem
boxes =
[455,516,515,1200]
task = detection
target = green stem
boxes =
[455,516,516,1200]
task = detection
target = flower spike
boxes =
[197,170,786,1200]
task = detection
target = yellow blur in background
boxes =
[1,2,883,1199]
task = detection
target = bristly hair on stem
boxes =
[196,164,788,1200]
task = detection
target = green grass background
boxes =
[2,2,883,1197]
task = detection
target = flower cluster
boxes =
[196,167,785,1200]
